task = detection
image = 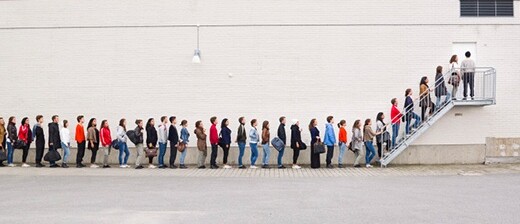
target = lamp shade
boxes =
[192,49,201,64]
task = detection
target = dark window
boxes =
[460,0,514,17]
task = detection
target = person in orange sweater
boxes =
[337,120,348,168]
[75,115,86,168]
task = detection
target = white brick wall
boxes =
[0,1,519,148]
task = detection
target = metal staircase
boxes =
[380,67,496,167]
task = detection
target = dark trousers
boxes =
[35,143,44,164]
[463,72,475,98]
[292,149,300,164]
[90,145,98,163]
[210,144,218,166]
[326,145,334,165]
[76,141,85,165]
[169,144,177,166]
[310,145,320,168]
[22,144,30,163]
[376,141,390,158]
[222,145,230,164]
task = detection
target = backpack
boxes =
[271,137,285,152]
[111,139,120,150]
[126,130,139,145]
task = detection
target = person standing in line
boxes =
[168,116,179,169]
[448,55,461,100]
[145,118,157,168]
[134,119,145,169]
[117,118,130,168]
[236,117,247,169]
[351,120,363,168]
[290,119,303,169]
[60,120,71,168]
[209,116,219,169]
[390,98,402,149]
[0,118,6,167]
[7,117,17,167]
[261,120,271,169]
[33,115,45,167]
[194,120,207,169]
[48,115,62,168]
[435,66,451,109]
[309,119,321,169]
[99,120,112,168]
[18,117,33,168]
[157,116,169,169]
[323,116,336,169]
[461,51,476,100]
[404,88,421,135]
[375,113,390,159]
[419,76,434,122]
[87,118,100,168]
[75,115,86,168]
[249,119,259,169]
[337,120,348,168]
[220,118,232,169]
[276,116,287,169]
[179,120,189,169]
[363,119,382,168]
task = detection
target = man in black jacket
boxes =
[48,115,61,168]
[277,116,287,169]
[168,116,179,169]
[34,115,46,167]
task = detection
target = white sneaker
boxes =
[22,163,30,168]
[250,165,258,169]
[119,165,126,168]
[148,164,157,169]
[8,163,15,167]
[90,164,99,168]
[124,165,130,168]
[366,164,373,168]
[292,165,301,169]
[223,165,232,169]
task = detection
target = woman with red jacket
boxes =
[18,117,32,168]
[99,120,112,168]
[337,120,348,168]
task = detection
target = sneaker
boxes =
[238,165,246,169]
[158,165,167,169]
[223,165,232,169]
[292,165,301,169]
[169,165,178,169]
[119,165,126,168]
[250,165,258,169]
[262,164,270,169]
[35,163,43,168]
[326,164,334,169]
[366,164,373,168]
[50,164,60,168]
[22,163,30,168]
[61,163,69,168]
[278,165,286,169]
[354,164,361,168]
[148,164,157,169]
[8,164,15,167]
[198,165,206,169]
[135,165,144,169]
[90,164,99,168]
[124,165,131,168]
[102,165,111,168]
[338,164,343,168]
[210,165,219,169]
[179,164,187,169]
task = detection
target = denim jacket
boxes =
[180,127,190,143]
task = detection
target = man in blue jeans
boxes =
[276,116,287,169]
[236,117,247,169]
[404,88,421,135]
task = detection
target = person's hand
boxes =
[50,142,53,146]
[296,142,299,148]
[226,144,229,148]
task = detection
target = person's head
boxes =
[251,119,257,127]
[292,119,299,126]
[308,118,317,130]
[146,118,155,127]
[326,116,334,124]
[210,116,218,125]
[337,119,346,128]
[195,120,203,129]
[353,119,361,129]
[181,120,188,127]
[135,119,143,127]
[77,115,84,123]
[87,118,97,128]
[420,76,428,85]
[364,119,372,126]
[436,66,443,74]
[169,116,177,125]
[8,116,16,125]
[101,120,108,128]
[119,118,126,128]
[238,117,245,125]
[220,118,229,128]
[465,51,471,58]
[160,116,167,124]
[391,98,398,106]
[262,120,269,130]
[377,112,385,122]
[52,115,59,123]
[36,115,44,124]
[0,117,4,126]
[21,117,29,126]
[279,116,286,124]
[450,54,458,64]
[405,88,413,96]
[63,120,69,128]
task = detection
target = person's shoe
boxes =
[61,163,69,168]
[102,165,110,168]
[148,164,157,169]
[238,165,246,169]
[292,164,301,169]
[278,165,286,169]
[198,165,206,169]
[77,163,86,168]
[135,165,144,169]
[90,164,99,168]
[326,164,334,169]
[366,164,373,168]
[169,165,178,169]
[50,164,59,168]
[463,97,467,100]
[210,165,219,169]
[8,163,15,167]
[0,163,5,167]
[223,165,232,169]
[158,165,167,169]
[36,163,45,167]
[338,164,343,168]
[119,165,126,168]
[250,165,258,169]
[22,163,30,168]
[354,164,361,168]
[262,164,270,169]
[179,164,187,169]
[471,97,474,100]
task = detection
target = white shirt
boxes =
[61,128,70,144]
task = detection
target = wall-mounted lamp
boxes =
[192,25,201,64]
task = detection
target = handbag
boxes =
[0,149,7,161]
[178,142,186,152]
[313,141,326,154]
[44,149,62,162]
[299,142,307,150]
[145,147,157,157]
[13,140,27,149]
[110,139,120,150]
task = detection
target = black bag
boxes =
[299,142,307,150]
[44,150,61,162]
[313,141,326,154]
[13,140,27,149]
[271,137,285,152]
[126,130,139,145]
[111,139,120,150]
[0,150,7,162]
[218,135,226,148]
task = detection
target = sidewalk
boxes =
[1,164,519,178]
